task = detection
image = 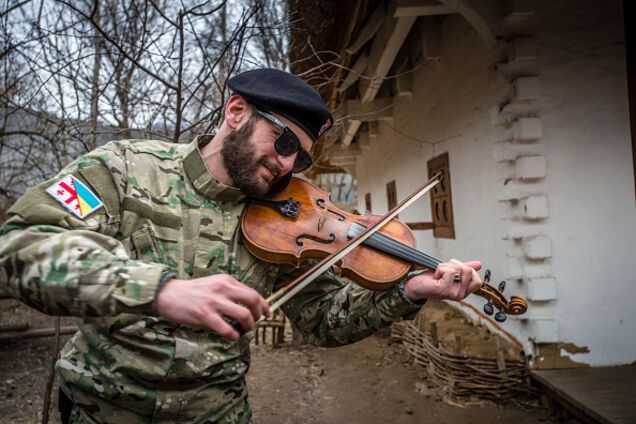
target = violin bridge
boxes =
[318,211,327,231]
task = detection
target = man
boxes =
[0,69,482,423]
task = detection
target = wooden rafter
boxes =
[437,0,497,48]
[346,4,387,55]
[394,0,454,17]
[335,0,497,149]
[341,1,416,146]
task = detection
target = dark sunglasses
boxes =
[254,109,313,173]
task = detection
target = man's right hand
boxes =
[154,275,271,341]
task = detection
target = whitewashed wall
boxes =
[354,0,635,366]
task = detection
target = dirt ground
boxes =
[0,299,563,424]
[248,337,557,424]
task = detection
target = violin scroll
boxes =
[477,269,528,322]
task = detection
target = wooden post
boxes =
[430,321,438,347]
[416,312,425,332]
[276,325,284,346]
[495,338,507,371]
[454,335,462,354]
[0,322,29,332]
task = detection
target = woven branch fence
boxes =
[392,320,537,403]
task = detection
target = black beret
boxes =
[227,69,333,141]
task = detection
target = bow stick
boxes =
[266,172,443,313]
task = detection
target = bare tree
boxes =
[0,0,289,210]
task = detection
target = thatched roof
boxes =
[288,0,372,105]
[288,0,378,174]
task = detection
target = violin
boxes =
[241,177,527,322]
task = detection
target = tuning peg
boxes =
[498,280,506,292]
[484,269,491,283]
[495,312,507,322]
[483,301,494,316]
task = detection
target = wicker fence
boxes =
[392,320,536,403]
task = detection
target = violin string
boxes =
[366,233,437,268]
[369,232,441,269]
[350,223,442,269]
[362,232,496,300]
[351,224,437,267]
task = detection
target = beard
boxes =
[220,116,282,198]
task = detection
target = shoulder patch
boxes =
[46,175,104,219]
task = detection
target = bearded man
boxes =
[0,69,482,423]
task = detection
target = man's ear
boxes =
[224,94,252,130]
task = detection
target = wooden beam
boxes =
[332,100,346,121]
[338,52,368,94]
[358,131,370,151]
[361,11,416,103]
[437,0,497,48]
[406,222,435,231]
[342,121,361,147]
[0,322,29,332]
[346,4,386,55]
[501,0,535,21]
[342,121,363,147]
[395,73,412,96]
[344,97,394,121]
[394,0,454,17]
[338,164,357,178]
[341,5,417,146]
[330,156,358,166]
[392,54,414,97]
[368,121,379,138]
[330,145,362,157]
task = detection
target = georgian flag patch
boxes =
[46,175,104,219]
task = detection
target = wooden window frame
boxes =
[386,180,397,216]
[365,192,372,213]
[427,152,455,239]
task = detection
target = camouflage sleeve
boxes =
[276,263,422,347]
[0,142,169,317]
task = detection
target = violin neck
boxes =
[349,223,441,270]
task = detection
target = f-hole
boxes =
[316,198,346,221]
[296,233,336,246]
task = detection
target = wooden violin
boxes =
[241,177,527,321]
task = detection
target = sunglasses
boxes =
[254,109,313,173]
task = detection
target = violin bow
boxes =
[266,172,443,313]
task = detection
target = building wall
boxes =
[533,0,634,366]
[354,0,635,366]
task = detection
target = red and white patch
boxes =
[318,117,333,137]
[45,175,104,219]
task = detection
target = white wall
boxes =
[354,1,635,366]
[534,0,635,365]
[357,13,524,348]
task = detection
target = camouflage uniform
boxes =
[0,136,421,423]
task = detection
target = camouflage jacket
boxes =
[0,136,421,423]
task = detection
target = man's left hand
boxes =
[402,259,482,302]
